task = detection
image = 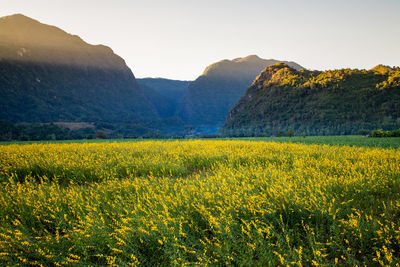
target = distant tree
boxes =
[359,129,369,136]
[302,132,306,138]
[278,131,284,137]
[47,134,56,140]
[371,128,400,137]
[394,128,400,137]
[286,129,295,137]
[96,131,106,139]
[370,129,385,137]
[153,131,162,139]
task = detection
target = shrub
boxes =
[370,128,400,137]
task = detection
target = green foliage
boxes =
[286,129,294,137]
[0,119,193,141]
[0,120,77,141]
[370,128,400,137]
[223,64,400,136]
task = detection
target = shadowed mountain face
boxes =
[137,78,190,118]
[176,55,303,128]
[0,14,158,123]
[222,63,400,136]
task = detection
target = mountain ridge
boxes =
[176,56,303,129]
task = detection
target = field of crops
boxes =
[1,140,399,265]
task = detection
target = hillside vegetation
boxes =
[223,63,400,136]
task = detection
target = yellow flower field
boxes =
[0,140,399,265]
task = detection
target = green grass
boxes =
[238,135,400,149]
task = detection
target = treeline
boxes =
[0,121,96,141]
[0,120,189,141]
[219,125,394,138]
[2,120,399,141]
[218,127,400,138]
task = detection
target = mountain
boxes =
[175,55,303,129]
[222,63,400,136]
[0,14,158,123]
[137,78,190,118]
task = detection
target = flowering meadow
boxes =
[0,140,399,266]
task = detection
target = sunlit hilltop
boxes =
[0,14,126,69]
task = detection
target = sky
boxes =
[1,0,399,80]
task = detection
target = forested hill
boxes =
[0,14,158,123]
[222,63,400,136]
[176,55,303,129]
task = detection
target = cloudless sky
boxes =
[1,0,399,80]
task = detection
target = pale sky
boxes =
[1,0,399,80]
